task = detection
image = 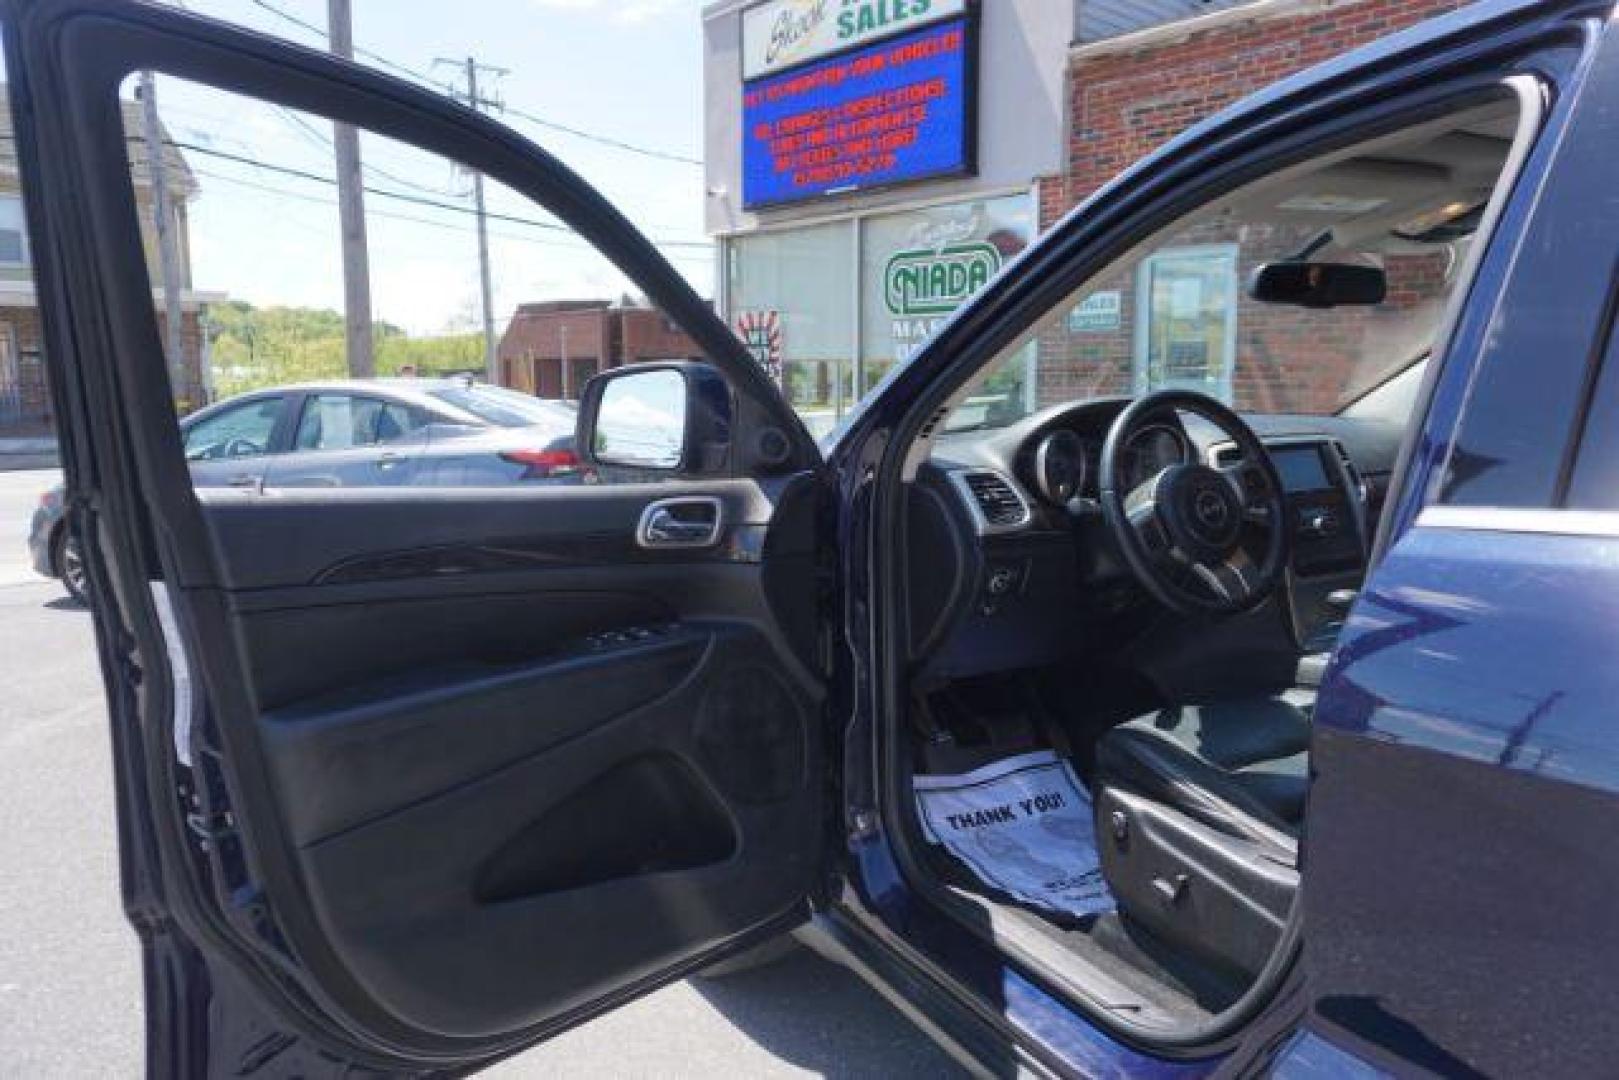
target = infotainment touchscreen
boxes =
[1271,445,1332,493]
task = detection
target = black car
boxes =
[28,378,579,601]
[12,1,1619,1076]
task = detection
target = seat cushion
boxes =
[1094,690,1313,850]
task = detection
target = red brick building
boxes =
[497,300,703,400]
[1027,0,1468,413]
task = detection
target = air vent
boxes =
[950,469,1032,534]
[1214,445,1243,468]
[918,406,951,440]
[1331,440,1367,504]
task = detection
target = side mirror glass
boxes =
[594,369,688,469]
[1248,261,1387,307]
[579,363,733,474]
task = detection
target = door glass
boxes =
[942,100,1524,431]
[295,394,417,451]
[183,395,284,460]
[114,74,707,484]
[1135,246,1237,397]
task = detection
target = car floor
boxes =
[908,680,1254,1029]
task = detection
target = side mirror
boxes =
[1248,261,1386,308]
[577,362,732,475]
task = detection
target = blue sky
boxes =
[157,0,712,334]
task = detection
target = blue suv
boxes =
[9,0,1617,1075]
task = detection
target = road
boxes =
[0,468,961,1078]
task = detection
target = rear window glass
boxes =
[428,385,577,430]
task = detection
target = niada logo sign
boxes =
[743,0,966,79]
[884,242,1000,317]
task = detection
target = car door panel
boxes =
[287,621,815,1037]
[187,476,823,1041]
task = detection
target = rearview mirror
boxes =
[1248,261,1386,307]
[577,362,732,474]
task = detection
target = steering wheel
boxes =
[1099,390,1288,616]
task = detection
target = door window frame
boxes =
[9,5,823,1061]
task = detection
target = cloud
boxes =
[529,0,688,25]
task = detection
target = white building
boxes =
[702,0,1076,434]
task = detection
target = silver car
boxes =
[30,378,580,601]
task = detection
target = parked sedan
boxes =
[30,378,581,600]
[183,377,581,488]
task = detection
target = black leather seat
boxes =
[1090,690,1313,979]
[1095,690,1313,846]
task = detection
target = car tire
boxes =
[54,528,88,606]
[692,934,801,981]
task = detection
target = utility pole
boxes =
[329,0,375,377]
[137,71,190,406]
[437,56,508,385]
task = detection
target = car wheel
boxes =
[54,528,88,605]
[692,934,800,980]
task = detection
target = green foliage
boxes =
[205,301,482,398]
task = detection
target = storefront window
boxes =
[727,222,854,438]
[859,195,1033,397]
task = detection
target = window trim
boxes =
[0,192,32,269]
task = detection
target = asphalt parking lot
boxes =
[0,467,962,1078]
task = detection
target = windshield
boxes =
[428,384,577,430]
[945,102,1515,433]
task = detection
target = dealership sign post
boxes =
[740,0,978,208]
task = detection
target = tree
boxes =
[205,302,489,396]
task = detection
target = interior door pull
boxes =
[637,497,723,549]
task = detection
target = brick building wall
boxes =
[1057,0,1469,217]
[1026,0,1469,413]
[497,302,702,400]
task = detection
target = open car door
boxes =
[3,1,828,1072]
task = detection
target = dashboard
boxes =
[909,397,1399,680]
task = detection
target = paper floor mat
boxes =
[915,749,1112,920]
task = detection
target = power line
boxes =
[244,0,430,85]
[183,162,715,264]
[0,126,716,254]
[166,137,715,248]
[239,0,703,168]
[274,105,457,197]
